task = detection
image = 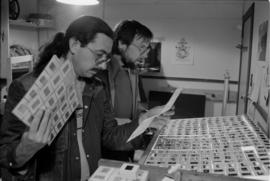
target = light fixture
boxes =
[56,0,99,6]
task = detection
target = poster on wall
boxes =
[172,37,194,65]
[257,20,268,61]
[138,42,161,72]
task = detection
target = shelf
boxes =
[10,55,33,64]
[10,55,33,72]
[9,19,54,30]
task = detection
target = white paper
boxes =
[160,88,182,115]
[127,88,182,142]
[127,116,156,142]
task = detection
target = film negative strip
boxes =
[144,115,270,179]
[12,55,79,145]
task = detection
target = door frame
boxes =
[236,3,254,114]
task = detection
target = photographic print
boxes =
[138,42,161,72]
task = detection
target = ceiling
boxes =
[41,0,268,7]
[104,0,267,4]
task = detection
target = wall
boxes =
[243,1,269,134]
[9,0,39,53]
[105,2,242,81]
[103,1,243,116]
[46,1,242,86]
[8,1,270,119]
[42,1,243,116]
[38,0,104,47]
[43,1,269,119]
[11,0,105,53]
[37,1,244,116]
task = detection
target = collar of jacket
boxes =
[82,77,103,97]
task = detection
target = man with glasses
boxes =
[102,20,168,162]
[0,16,164,181]
[86,46,112,68]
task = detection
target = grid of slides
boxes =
[144,115,270,178]
[12,55,79,144]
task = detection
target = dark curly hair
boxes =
[112,20,153,55]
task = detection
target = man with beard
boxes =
[103,20,168,161]
[0,17,164,181]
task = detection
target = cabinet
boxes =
[0,0,54,115]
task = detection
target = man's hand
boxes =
[148,116,169,130]
[139,106,164,124]
[161,105,175,117]
[15,108,52,168]
[139,105,175,123]
[138,105,175,130]
[23,108,52,146]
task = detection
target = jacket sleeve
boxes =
[0,80,33,174]
[101,88,147,151]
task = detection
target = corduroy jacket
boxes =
[0,72,144,181]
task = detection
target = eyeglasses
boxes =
[86,47,112,65]
[130,43,150,55]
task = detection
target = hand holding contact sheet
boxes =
[12,55,80,145]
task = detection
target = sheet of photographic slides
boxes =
[144,115,270,179]
[12,55,79,145]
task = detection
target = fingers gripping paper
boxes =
[127,88,182,142]
[12,55,79,145]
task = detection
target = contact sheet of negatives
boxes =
[144,115,270,178]
[12,55,79,144]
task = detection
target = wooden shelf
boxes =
[9,19,54,30]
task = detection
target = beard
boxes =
[121,57,137,70]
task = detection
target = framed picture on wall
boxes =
[172,37,194,65]
[137,42,161,72]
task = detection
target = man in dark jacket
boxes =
[103,20,166,161]
[0,16,160,181]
